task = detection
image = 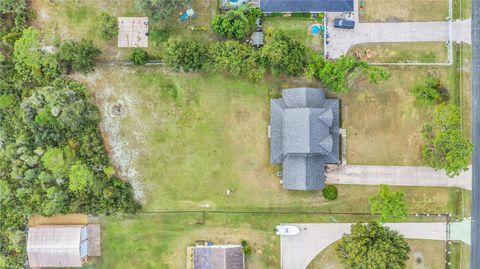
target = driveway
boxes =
[280,222,447,269]
[325,165,472,190]
[326,18,471,59]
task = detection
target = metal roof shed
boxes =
[27,225,88,268]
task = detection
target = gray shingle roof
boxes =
[269,88,340,190]
[193,246,244,269]
[261,0,354,13]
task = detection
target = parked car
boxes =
[333,18,355,29]
[275,225,300,236]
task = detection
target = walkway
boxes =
[280,222,447,269]
[326,18,471,59]
[325,165,472,190]
[450,218,472,245]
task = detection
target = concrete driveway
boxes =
[325,165,472,190]
[280,222,447,269]
[326,18,471,59]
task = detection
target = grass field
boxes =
[360,0,449,22]
[84,213,444,269]
[348,42,449,63]
[31,0,217,60]
[307,239,446,269]
[76,66,454,214]
[263,16,324,52]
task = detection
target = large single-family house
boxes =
[269,88,340,190]
[260,0,354,13]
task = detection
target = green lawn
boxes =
[453,0,472,19]
[32,0,217,60]
[307,239,447,269]
[450,242,471,269]
[263,16,324,52]
[84,212,444,269]
[360,0,449,22]
[77,66,454,214]
[348,42,449,63]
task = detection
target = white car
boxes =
[275,225,300,236]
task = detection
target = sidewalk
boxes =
[325,165,472,190]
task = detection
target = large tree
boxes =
[56,39,101,74]
[262,31,307,76]
[368,185,408,222]
[164,40,209,72]
[336,222,411,269]
[411,75,448,105]
[211,6,261,39]
[421,104,472,177]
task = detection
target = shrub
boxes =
[97,12,118,41]
[165,40,209,72]
[368,185,408,222]
[412,75,448,105]
[56,39,101,74]
[211,6,261,39]
[130,48,148,65]
[241,240,252,256]
[322,185,338,200]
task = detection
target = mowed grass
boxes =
[85,213,444,269]
[360,0,448,22]
[307,239,446,269]
[31,0,218,60]
[77,66,454,214]
[264,17,324,52]
[348,42,449,63]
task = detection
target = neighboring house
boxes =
[193,245,244,269]
[260,0,354,13]
[27,224,101,268]
[269,88,340,190]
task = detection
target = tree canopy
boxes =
[412,75,448,105]
[421,104,472,177]
[263,31,307,76]
[165,40,209,72]
[336,222,411,269]
[56,39,101,74]
[368,185,408,222]
[211,6,261,39]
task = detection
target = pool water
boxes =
[311,25,320,35]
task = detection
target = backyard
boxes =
[31,0,217,60]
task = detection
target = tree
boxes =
[211,6,260,39]
[336,222,410,269]
[322,185,338,201]
[134,0,179,21]
[56,39,101,74]
[412,75,448,105]
[368,185,408,222]
[97,12,118,41]
[13,27,59,84]
[130,48,148,65]
[262,31,306,76]
[68,163,93,192]
[210,40,265,80]
[309,56,389,94]
[41,147,74,176]
[165,40,209,72]
[421,104,472,177]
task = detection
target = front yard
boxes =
[360,0,449,22]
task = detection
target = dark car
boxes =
[333,18,355,29]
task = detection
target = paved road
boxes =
[325,165,472,190]
[326,18,471,59]
[471,0,480,266]
[280,222,447,269]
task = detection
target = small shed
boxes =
[27,224,100,268]
[252,31,264,46]
[193,245,244,269]
[118,17,149,47]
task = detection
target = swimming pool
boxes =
[311,24,320,35]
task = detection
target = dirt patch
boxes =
[29,214,88,227]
